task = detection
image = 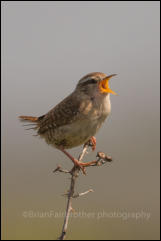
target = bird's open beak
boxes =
[99,74,117,95]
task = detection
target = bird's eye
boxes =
[79,78,98,87]
[90,79,97,84]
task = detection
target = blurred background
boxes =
[1,1,160,240]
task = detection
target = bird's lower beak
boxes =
[99,74,117,95]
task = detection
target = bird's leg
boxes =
[59,147,86,174]
[59,147,98,174]
[85,136,96,151]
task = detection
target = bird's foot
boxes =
[59,147,97,175]
[85,136,96,151]
[72,158,98,175]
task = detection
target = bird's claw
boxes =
[85,136,96,151]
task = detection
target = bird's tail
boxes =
[19,115,38,122]
[19,115,40,132]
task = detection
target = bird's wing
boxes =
[38,92,90,134]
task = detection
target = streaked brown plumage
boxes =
[19,72,117,172]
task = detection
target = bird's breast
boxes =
[84,94,111,122]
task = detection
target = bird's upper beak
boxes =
[99,74,117,95]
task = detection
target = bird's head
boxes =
[76,72,117,96]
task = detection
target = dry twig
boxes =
[54,143,112,240]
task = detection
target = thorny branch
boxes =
[53,143,112,240]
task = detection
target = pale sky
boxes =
[2,2,160,240]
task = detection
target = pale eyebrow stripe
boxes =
[79,78,98,86]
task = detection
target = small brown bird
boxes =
[19,72,117,173]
